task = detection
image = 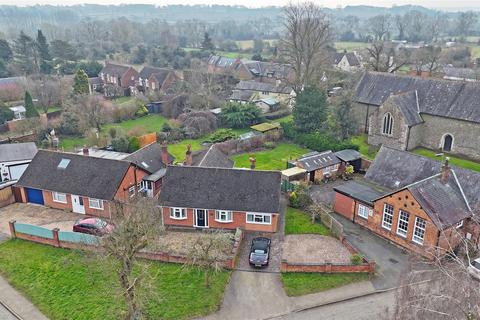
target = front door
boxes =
[71,195,85,214]
[195,209,208,228]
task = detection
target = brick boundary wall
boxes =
[9,221,243,270]
[280,237,376,274]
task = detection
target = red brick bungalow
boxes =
[333,146,480,259]
[159,166,281,232]
[16,150,149,218]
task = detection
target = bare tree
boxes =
[281,1,331,92]
[186,230,233,288]
[366,41,410,73]
[70,94,113,131]
[392,212,480,320]
[367,14,392,41]
[101,198,164,320]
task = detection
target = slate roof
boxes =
[139,66,171,80]
[124,143,174,174]
[355,72,480,123]
[17,150,131,200]
[0,143,37,163]
[334,52,360,66]
[385,91,424,126]
[230,89,255,101]
[159,166,281,213]
[191,144,233,168]
[101,62,131,76]
[365,146,480,208]
[296,151,341,172]
[334,149,361,162]
[235,80,292,94]
[334,181,390,205]
[407,173,471,229]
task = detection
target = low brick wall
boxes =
[281,237,375,274]
[9,221,243,269]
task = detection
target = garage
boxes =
[25,188,44,205]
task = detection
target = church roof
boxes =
[356,72,480,123]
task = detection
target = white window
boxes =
[128,186,135,198]
[52,192,67,203]
[88,198,104,210]
[357,204,370,219]
[246,213,272,225]
[382,204,394,230]
[396,210,409,238]
[215,210,233,223]
[413,217,426,245]
[170,207,186,220]
[382,113,394,135]
[456,220,464,229]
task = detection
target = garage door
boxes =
[26,188,44,205]
[9,163,29,180]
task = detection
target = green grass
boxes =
[281,272,369,296]
[0,240,230,320]
[231,143,309,170]
[351,134,377,160]
[285,207,331,236]
[103,114,167,134]
[334,41,369,52]
[413,148,480,172]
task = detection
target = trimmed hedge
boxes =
[282,121,359,152]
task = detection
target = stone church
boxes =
[354,72,480,160]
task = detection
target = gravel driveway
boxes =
[0,203,83,235]
[282,234,352,264]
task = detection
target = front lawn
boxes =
[285,207,331,236]
[231,143,309,170]
[281,272,369,296]
[413,148,480,172]
[0,240,230,320]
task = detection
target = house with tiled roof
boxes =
[159,166,281,232]
[333,146,480,258]
[16,150,151,218]
[354,72,480,160]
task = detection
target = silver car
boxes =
[468,257,480,280]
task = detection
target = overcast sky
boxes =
[1,0,479,10]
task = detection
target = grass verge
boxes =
[281,272,369,296]
[0,239,230,320]
[412,148,480,172]
[285,207,331,236]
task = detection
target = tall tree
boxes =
[201,32,215,51]
[24,91,39,118]
[293,86,327,133]
[281,2,331,92]
[73,69,90,95]
[36,29,51,74]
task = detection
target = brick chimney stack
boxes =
[161,143,169,166]
[82,146,89,156]
[249,154,256,170]
[185,144,193,166]
[441,157,450,183]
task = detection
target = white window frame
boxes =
[215,210,233,223]
[456,220,464,229]
[246,213,272,225]
[52,191,67,204]
[396,210,409,238]
[357,204,369,219]
[413,217,426,245]
[382,203,394,230]
[88,198,104,210]
[170,207,187,220]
